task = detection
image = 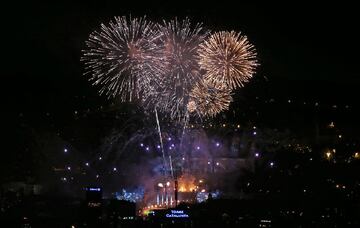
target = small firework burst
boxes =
[189,79,232,117]
[186,100,197,113]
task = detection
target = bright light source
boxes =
[85,162,89,166]
[64,148,68,153]
[255,153,259,157]
[326,152,331,159]
[113,167,117,171]
[158,183,164,188]
[140,143,144,147]
[166,182,170,187]
[216,142,220,147]
[253,131,257,135]
[216,162,220,166]
[196,146,200,150]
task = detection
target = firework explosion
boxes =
[82,16,258,119]
[198,31,257,90]
[81,16,160,101]
[153,18,210,120]
[188,79,233,117]
[80,16,260,207]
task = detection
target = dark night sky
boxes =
[3,1,360,131]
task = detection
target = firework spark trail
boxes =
[82,16,161,101]
[155,107,168,176]
[198,31,257,90]
[169,155,174,178]
[179,111,189,159]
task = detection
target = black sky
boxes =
[4,1,360,121]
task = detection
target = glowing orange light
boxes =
[177,174,196,192]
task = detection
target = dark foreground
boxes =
[1,196,359,228]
